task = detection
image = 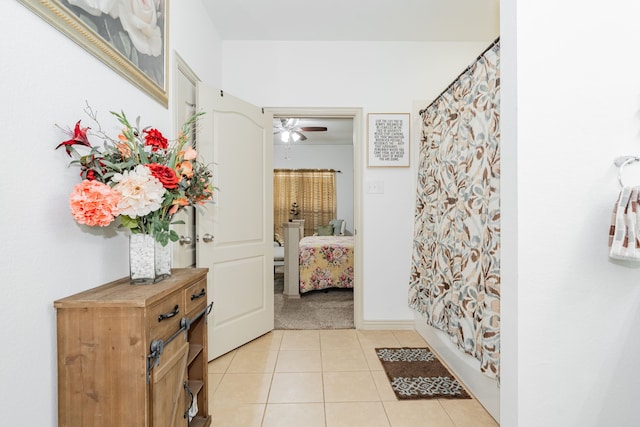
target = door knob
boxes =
[202,234,214,243]
[178,235,192,246]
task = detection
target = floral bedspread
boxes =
[298,236,354,293]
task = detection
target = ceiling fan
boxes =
[273,118,327,142]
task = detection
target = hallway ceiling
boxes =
[203,0,500,42]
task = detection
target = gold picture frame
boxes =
[367,113,410,167]
[18,0,169,107]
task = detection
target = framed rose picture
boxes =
[18,0,169,107]
[367,113,410,167]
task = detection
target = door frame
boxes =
[267,107,364,329]
[173,52,199,136]
[171,52,200,267]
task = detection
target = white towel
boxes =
[609,186,640,261]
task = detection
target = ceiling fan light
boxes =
[285,118,298,128]
[291,132,301,142]
[280,131,290,142]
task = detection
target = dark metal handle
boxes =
[158,304,179,322]
[190,288,206,300]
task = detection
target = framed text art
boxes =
[18,0,169,107]
[367,113,410,167]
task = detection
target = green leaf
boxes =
[156,232,169,247]
[120,215,139,230]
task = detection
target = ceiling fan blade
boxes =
[293,131,307,141]
[299,126,327,132]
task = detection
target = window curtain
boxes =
[409,39,501,380]
[273,170,336,241]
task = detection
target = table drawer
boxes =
[184,279,207,315]
[148,291,184,341]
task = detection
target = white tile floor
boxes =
[208,329,499,427]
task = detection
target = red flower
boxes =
[146,163,180,189]
[143,128,168,152]
[56,120,91,156]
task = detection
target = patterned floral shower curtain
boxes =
[409,39,501,379]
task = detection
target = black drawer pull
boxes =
[158,305,179,322]
[191,288,206,300]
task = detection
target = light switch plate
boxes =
[367,181,384,194]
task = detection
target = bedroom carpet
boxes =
[274,272,354,330]
[376,347,472,400]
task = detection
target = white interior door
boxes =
[197,84,274,360]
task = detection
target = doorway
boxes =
[268,107,364,329]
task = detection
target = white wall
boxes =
[0,2,221,426]
[500,0,518,424]
[503,0,640,425]
[222,40,489,321]
[273,144,355,234]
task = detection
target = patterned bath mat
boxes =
[375,347,471,400]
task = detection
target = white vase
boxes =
[129,233,172,284]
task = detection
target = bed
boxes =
[298,235,354,294]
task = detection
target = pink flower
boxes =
[177,161,194,178]
[181,146,198,161]
[115,142,131,158]
[69,180,121,227]
[169,197,188,215]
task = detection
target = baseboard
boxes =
[359,319,415,330]
[414,315,500,422]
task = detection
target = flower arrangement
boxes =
[56,103,213,246]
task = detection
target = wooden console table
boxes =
[54,268,212,427]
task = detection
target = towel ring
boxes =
[615,155,640,188]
